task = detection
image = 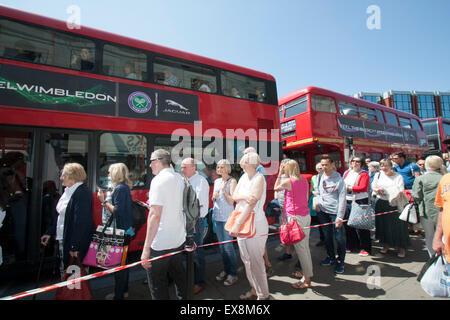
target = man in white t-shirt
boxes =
[181,157,210,295]
[141,149,186,300]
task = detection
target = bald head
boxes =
[181,157,196,178]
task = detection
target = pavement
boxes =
[0,225,447,301]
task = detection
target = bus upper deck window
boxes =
[103,44,147,81]
[311,96,336,113]
[220,70,266,102]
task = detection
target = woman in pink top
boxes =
[274,159,313,289]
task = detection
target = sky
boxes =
[1,0,449,99]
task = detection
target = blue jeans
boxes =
[214,220,238,277]
[317,211,347,263]
[194,217,207,286]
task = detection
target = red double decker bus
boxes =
[279,86,428,178]
[421,117,450,156]
[0,6,280,274]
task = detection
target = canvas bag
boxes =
[399,201,419,224]
[279,178,306,246]
[83,212,127,269]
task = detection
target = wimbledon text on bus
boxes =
[0,80,116,103]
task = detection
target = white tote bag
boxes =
[399,202,419,224]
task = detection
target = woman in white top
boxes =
[230,152,270,300]
[372,158,409,258]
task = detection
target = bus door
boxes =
[38,130,92,260]
[0,127,93,273]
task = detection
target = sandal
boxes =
[291,271,304,279]
[292,281,311,289]
[239,290,257,300]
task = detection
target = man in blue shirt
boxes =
[391,151,420,190]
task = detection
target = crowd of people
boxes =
[31,144,450,301]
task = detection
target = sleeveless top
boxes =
[213,177,235,222]
[235,172,266,222]
[284,177,309,217]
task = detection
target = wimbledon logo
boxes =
[128,91,152,113]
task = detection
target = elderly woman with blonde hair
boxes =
[40,163,94,277]
[412,155,447,257]
[97,162,134,300]
[230,152,271,300]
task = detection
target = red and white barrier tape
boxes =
[0,209,397,300]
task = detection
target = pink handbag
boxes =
[83,214,126,269]
[280,218,305,246]
[279,180,306,246]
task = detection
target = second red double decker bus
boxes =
[279,86,428,178]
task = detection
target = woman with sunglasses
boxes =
[343,156,371,256]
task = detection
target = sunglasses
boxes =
[149,158,162,164]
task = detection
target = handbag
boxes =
[279,179,306,245]
[82,212,127,269]
[224,210,256,238]
[55,257,92,300]
[399,201,419,224]
[280,218,305,246]
[348,201,375,230]
[418,253,450,298]
[347,172,375,230]
[348,194,375,230]
[131,200,148,233]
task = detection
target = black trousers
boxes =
[344,199,372,254]
[146,243,186,300]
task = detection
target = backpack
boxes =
[182,177,200,232]
[131,200,148,234]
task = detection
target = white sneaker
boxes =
[224,275,238,286]
[216,271,227,281]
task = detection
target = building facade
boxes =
[354,90,450,120]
